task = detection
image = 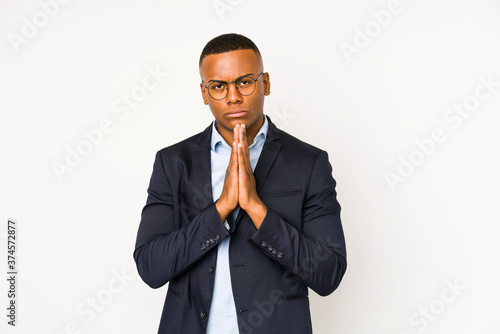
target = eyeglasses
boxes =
[202,72,264,100]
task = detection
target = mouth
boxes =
[225,109,247,118]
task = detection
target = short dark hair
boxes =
[199,33,261,66]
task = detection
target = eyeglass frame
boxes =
[202,72,265,100]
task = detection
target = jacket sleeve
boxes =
[133,151,230,289]
[249,150,347,296]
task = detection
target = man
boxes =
[134,33,347,334]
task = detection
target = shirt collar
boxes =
[210,115,269,152]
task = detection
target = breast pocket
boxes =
[260,189,303,197]
[260,188,304,229]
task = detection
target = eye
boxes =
[238,79,252,87]
[210,83,226,91]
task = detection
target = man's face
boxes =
[199,49,270,142]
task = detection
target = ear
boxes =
[263,72,271,96]
[200,83,209,105]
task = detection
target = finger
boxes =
[233,124,239,147]
[239,143,251,186]
[240,124,251,168]
[230,125,238,161]
[240,124,246,147]
[232,125,238,154]
[235,124,242,170]
[237,125,245,166]
[238,141,244,169]
[230,141,237,170]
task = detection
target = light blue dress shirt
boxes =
[206,116,269,334]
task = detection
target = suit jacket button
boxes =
[272,248,278,255]
[210,238,215,245]
[200,312,207,320]
[205,240,210,247]
[215,235,220,242]
[277,252,283,258]
[261,241,268,247]
[200,244,206,251]
[209,267,214,275]
[267,245,273,252]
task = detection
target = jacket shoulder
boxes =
[275,127,325,159]
[157,126,210,158]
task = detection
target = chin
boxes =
[226,118,247,127]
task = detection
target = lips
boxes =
[225,110,247,118]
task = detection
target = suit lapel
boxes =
[192,124,214,205]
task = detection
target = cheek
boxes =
[207,101,225,116]
[249,95,265,110]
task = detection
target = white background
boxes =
[1,0,500,333]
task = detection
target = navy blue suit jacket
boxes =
[134,116,347,334]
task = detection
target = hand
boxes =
[216,124,267,228]
[237,124,267,228]
[236,124,258,209]
[215,126,239,222]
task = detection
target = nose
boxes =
[226,82,242,104]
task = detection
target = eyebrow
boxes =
[207,73,255,83]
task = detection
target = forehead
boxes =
[200,49,262,81]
